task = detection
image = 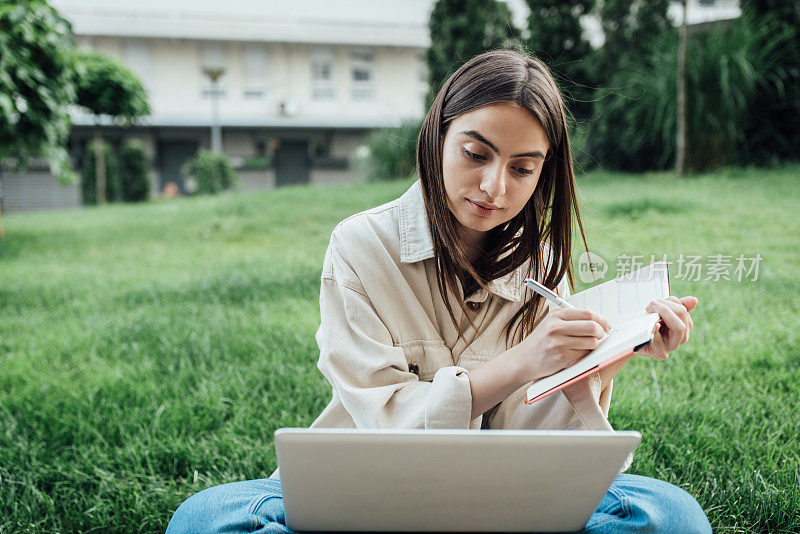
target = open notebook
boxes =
[525,261,671,404]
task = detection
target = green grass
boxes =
[1,166,799,532]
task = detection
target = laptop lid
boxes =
[275,428,640,532]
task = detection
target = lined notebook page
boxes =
[526,312,660,402]
[557,261,670,328]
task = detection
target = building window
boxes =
[698,0,716,5]
[311,49,336,101]
[242,43,269,99]
[350,50,374,101]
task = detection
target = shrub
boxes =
[364,119,422,181]
[81,140,120,205]
[180,149,237,194]
[586,14,798,172]
[118,139,150,202]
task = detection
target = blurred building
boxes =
[2,0,739,212]
[52,0,440,199]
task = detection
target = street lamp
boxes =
[203,66,225,153]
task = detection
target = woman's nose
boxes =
[480,164,506,199]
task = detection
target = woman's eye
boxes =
[514,167,534,176]
[462,148,486,161]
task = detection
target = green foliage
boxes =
[243,156,271,169]
[425,0,521,107]
[686,15,798,169]
[592,0,673,86]
[586,15,799,172]
[81,140,120,205]
[364,119,422,181]
[73,50,150,121]
[585,29,678,172]
[118,139,150,202]
[740,0,800,24]
[0,0,77,182]
[737,0,800,163]
[523,0,596,119]
[180,149,237,195]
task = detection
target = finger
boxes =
[662,297,691,323]
[660,298,693,344]
[554,319,608,339]
[646,300,686,351]
[680,295,699,312]
[562,335,605,351]
[554,308,612,332]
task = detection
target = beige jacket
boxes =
[270,179,627,478]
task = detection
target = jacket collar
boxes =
[398,179,524,303]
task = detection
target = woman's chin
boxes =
[456,215,498,235]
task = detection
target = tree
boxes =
[523,0,596,120]
[80,139,120,205]
[738,0,800,163]
[73,50,149,205]
[0,0,77,238]
[584,14,797,172]
[593,0,673,86]
[676,0,688,175]
[425,0,521,108]
[118,139,150,202]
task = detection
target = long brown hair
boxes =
[416,48,590,349]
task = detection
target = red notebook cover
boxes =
[523,349,638,404]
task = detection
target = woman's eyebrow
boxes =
[459,130,546,159]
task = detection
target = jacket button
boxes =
[467,301,481,312]
[409,363,419,375]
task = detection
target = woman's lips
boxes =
[467,199,500,216]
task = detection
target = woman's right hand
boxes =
[515,307,612,383]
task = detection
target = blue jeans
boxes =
[166,474,711,533]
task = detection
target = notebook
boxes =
[525,261,670,404]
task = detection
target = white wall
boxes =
[74,37,426,127]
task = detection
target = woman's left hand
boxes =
[634,296,698,360]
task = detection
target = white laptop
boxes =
[275,428,640,532]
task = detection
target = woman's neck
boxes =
[461,226,488,265]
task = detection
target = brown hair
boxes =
[416,48,590,349]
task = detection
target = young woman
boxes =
[166,49,710,533]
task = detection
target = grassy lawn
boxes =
[1,165,798,532]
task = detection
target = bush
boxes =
[180,149,237,194]
[586,14,798,172]
[118,139,150,202]
[364,119,422,181]
[81,140,120,205]
[584,29,678,172]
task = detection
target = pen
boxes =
[523,278,575,309]
[524,278,615,338]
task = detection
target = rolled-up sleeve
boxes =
[314,235,474,429]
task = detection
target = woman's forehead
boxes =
[448,103,549,153]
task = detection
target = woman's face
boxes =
[441,102,550,252]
